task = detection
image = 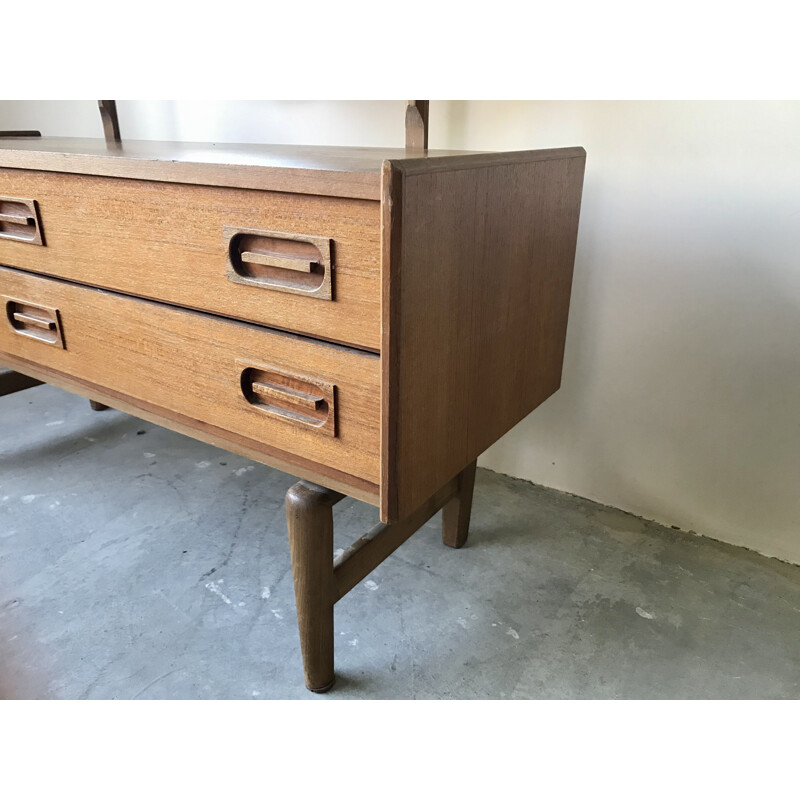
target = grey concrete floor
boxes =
[2,383,800,699]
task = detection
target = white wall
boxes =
[2,101,798,563]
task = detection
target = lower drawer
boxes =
[0,266,380,488]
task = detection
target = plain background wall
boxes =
[1,100,798,563]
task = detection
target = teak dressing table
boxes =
[0,104,585,692]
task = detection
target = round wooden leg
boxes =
[285,481,342,693]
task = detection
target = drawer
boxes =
[0,266,380,487]
[0,169,381,350]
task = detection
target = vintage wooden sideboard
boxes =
[0,133,585,691]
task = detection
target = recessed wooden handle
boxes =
[0,211,34,226]
[239,360,336,436]
[250,381,324,412]
[12,311,56,331]
[4,297,64,348]
[0,197,44,245]
[239,251,317,273]
[225,227,333,300]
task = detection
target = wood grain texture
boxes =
[0,138,481,201]
[286,481,343,692]
[380,148,586,522]
[0,266,380,486]
[0,169,381,350]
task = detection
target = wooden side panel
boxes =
[0,267,380,489]
[0,170,381,350]
[381,148,586,522]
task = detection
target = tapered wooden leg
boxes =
[89,400,109,411]
[285,481,343,693]
[442,460,477,549]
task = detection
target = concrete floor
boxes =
[2,383,799,699]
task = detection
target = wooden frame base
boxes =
[3,361,477,692]
[285,460,477,692]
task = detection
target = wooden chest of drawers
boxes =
[0,136,586,691]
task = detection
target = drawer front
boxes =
[0,169,381,350]
[0,267,380,485]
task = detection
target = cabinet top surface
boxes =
[0,137,584,200]
[0,136,481,199]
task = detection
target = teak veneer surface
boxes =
[380,148,586,521]
[0,168,381,350]
[0,137,481,201]
[0,266,380,489]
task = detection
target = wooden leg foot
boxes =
[286,480,343,693]
[89,400,109,411]
[442,460,477,549]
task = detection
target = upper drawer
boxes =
[0,168,381,350]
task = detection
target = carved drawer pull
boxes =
[0,197,44,245]
[4,297,64,347]
[11,311,56,331]
[0,211,34,225]
[225,226,333,300]
[239,251,317,274]
[238,360,336,436]
[250,381,325,412]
